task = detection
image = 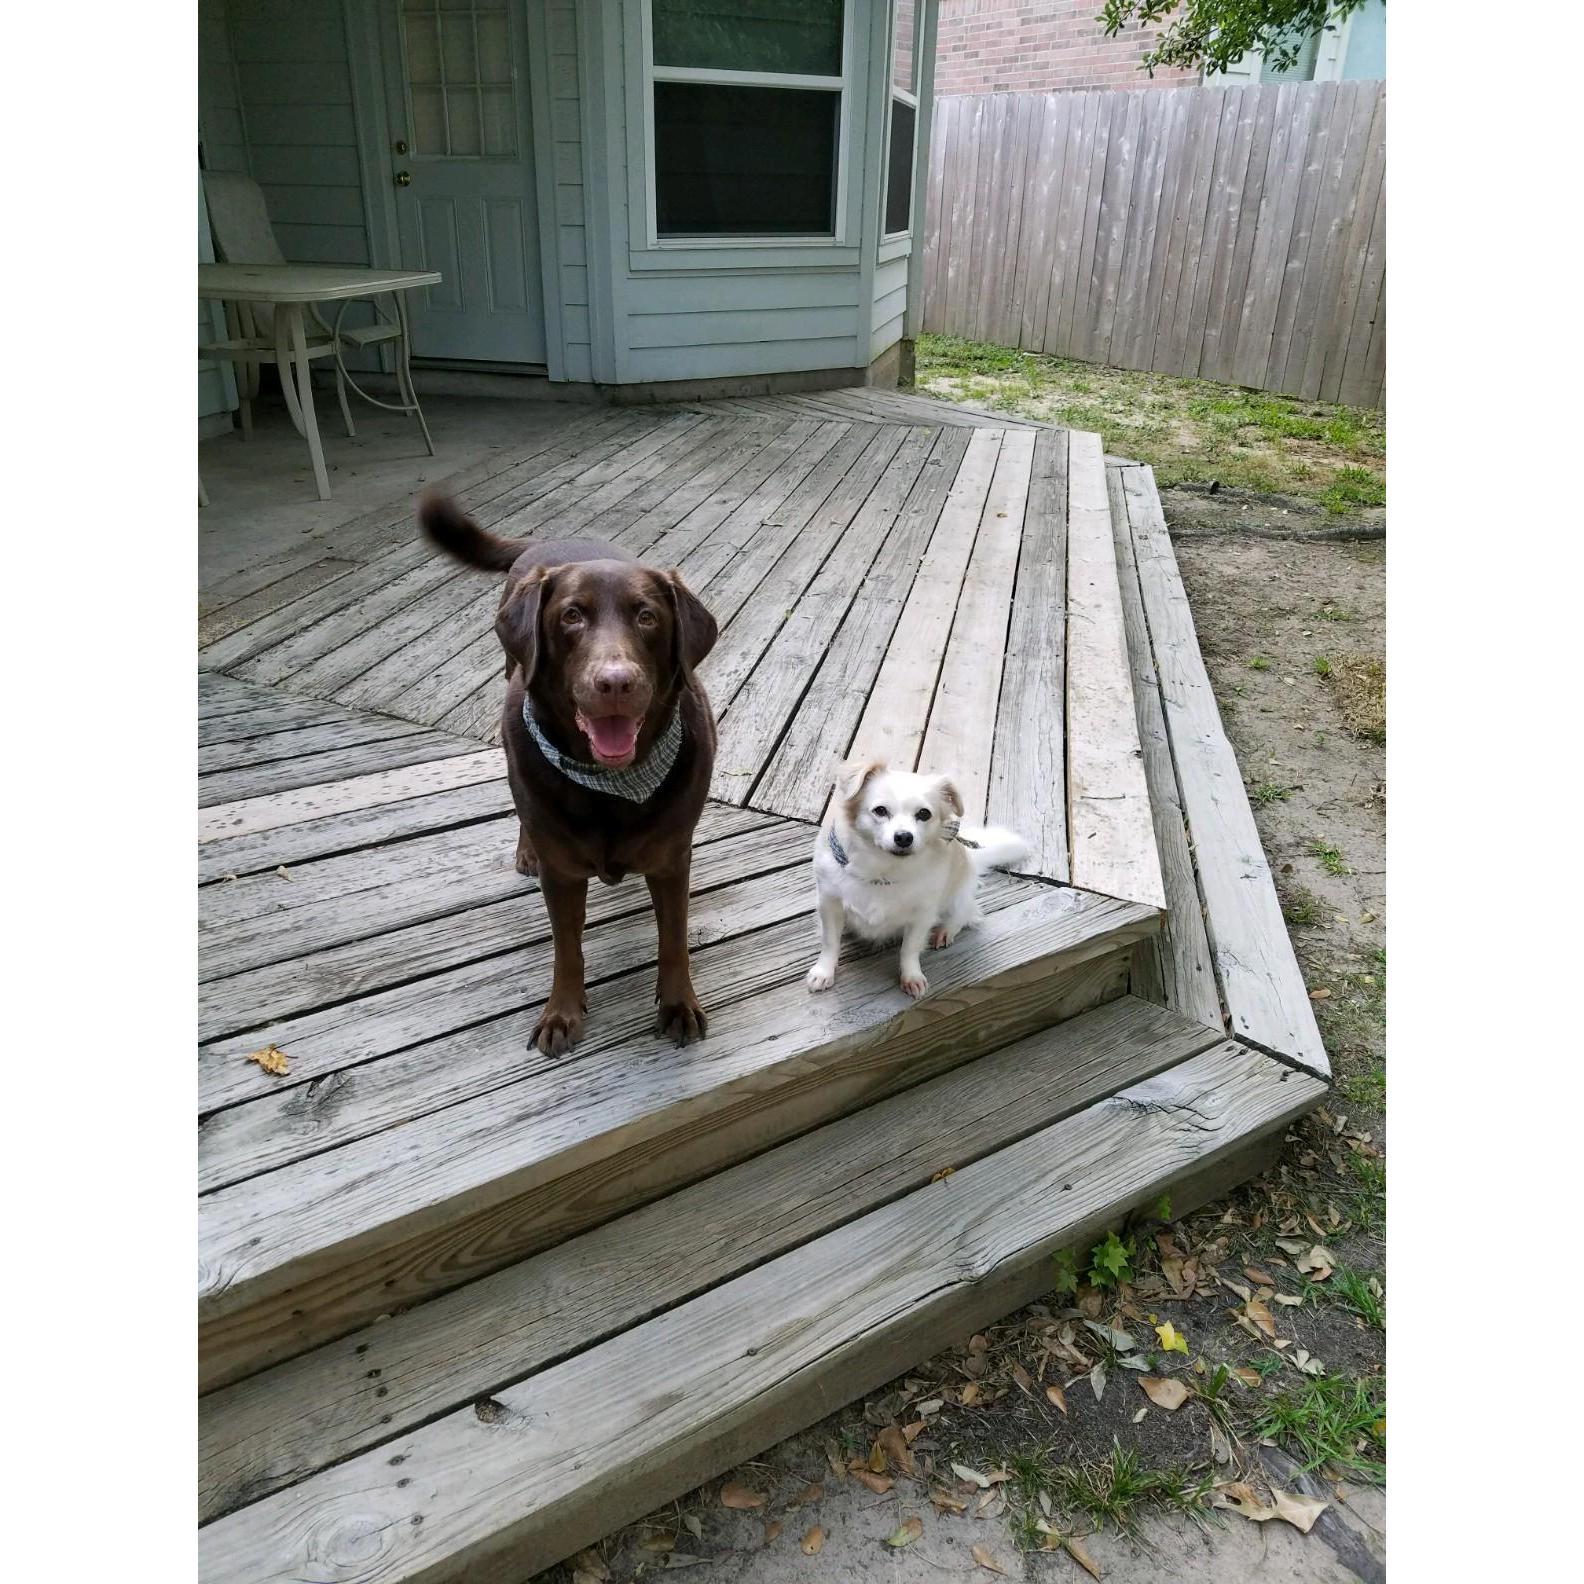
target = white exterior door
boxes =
[379,0,546,364]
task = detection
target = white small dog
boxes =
[805,760,1031,999]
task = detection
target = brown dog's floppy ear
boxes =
[836,758,886,814]
[495,568,553,685]
[663,569,717,680]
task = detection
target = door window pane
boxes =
[654,82,838,236]
[884,98,915,235]
[402,0,516,158]
[652,0,843,77]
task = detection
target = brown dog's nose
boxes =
[594,661,641,699]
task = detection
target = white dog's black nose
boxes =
[893,830,914,849]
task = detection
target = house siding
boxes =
[547,1,593,382]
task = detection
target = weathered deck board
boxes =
[199,1038,1321,1581]
[199,994,1218,1520]
[917,428,1035,821]
[987,427,1070,879]
[1107,466,1220,1029]
[1065,432,1165,909]
[1119,466,1327,1074]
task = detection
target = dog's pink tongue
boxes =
[585,714,640,762]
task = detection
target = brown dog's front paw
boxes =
[655,990,707,1047]
[531,1000,585,1057]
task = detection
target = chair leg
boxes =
[285,303,332,501]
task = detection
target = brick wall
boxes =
[934,0,1200,95]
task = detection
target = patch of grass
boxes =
[1312,655,1332,678]
[1251,781,1294,805]
[1320,465,1386,514]
[1252,1374,1385,1482]
[914,334,1386,511]
[1340,1062,1385,1109]
[1310,840,1349,876]
[1247,655,1273,671]
[1281,886,1322,926]
[1325,652,1385,744]
[1316,603,1353,622]
[1322,1263,1386,1330]
[1049,1444,1215,1536]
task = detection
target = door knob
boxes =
[394,170,412,187]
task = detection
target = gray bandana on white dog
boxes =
[523,702,684,803]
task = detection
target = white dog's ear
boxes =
[836,757,886,808]
[934,776,965,818]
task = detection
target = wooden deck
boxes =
[196,387,1326,1583]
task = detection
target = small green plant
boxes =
[1248,655,1273,671]
[1323,1263,1386,1330]
[1151,1192,1172,1223]
[1312,655,1332,678]
[1317,604,1353,622]
[1087,1231,1134,1289]
[1282,886,1322,926]
[1252,781,1294,805]
[1310,839,1349,876]
[1320,465,1386,514]
[1253,1374,1385,1482]
[1051,1247,1081,1295]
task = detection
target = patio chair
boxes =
[198,170,407,440]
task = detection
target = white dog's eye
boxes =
[916,808,931,821]
[872,805,889,818]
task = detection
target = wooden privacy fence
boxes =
[921,80,1385,408]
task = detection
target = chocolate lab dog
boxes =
[419,492,718,1056]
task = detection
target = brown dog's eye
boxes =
[560,606,585,626]
[916,809,931,821]
[634,607,659,628]
[872,805,889,819]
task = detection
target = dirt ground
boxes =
[542,486,1386,1584]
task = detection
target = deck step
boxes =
[199,1000,1324,1581]
[199,873,1158,1390]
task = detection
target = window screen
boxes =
[885,99,915,237]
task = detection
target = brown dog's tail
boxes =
[418,489,526,573]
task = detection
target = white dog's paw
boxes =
[900,969,929,998]
[929,925,956,950]
[806,963,836,992]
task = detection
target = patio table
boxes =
[198,263,442,502]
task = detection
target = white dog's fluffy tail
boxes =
[958,823,1031,873]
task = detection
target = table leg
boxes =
[274,305,307,439]
[285,302,331,501]
[394,292,436,457]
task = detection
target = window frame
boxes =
[637,0,857,253]
[880,0,920,245]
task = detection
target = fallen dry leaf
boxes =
[1244,1267,1276,1286]
[1065,1534,1103,1579]
[1272,1489,1329,1532]
[930,1165,955,1183]
[1233,1367,1261,1387]
[1244,1298,1278,1340]
[720,1481,764,1510]
[1046,1383,1068,1415]
[1012,1362,1036,1397]
[639,1533,677,1553]
[1297,1245,1335,1281]
[275,864,292,880]
[763,1520,782,1543]
[886,1517,924,1549]
[245,1043,290,1077]
[902,1419,927,1442]
[800,1526,825,1555]
[571,1550,610,1584]
[1214,1482,1276,1522]
[852,1469,894,1495]
[1132,1407,1147,1423]
[952,1462,992,1489]
[971,1543,1009,1574]
[959,1382,984,1407]
[877,1425,915,1476]
[792,1481,823,1505]
[868,1438,888,1474]
[930,1488,969,1514]
[1140,1376,1190,1411]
